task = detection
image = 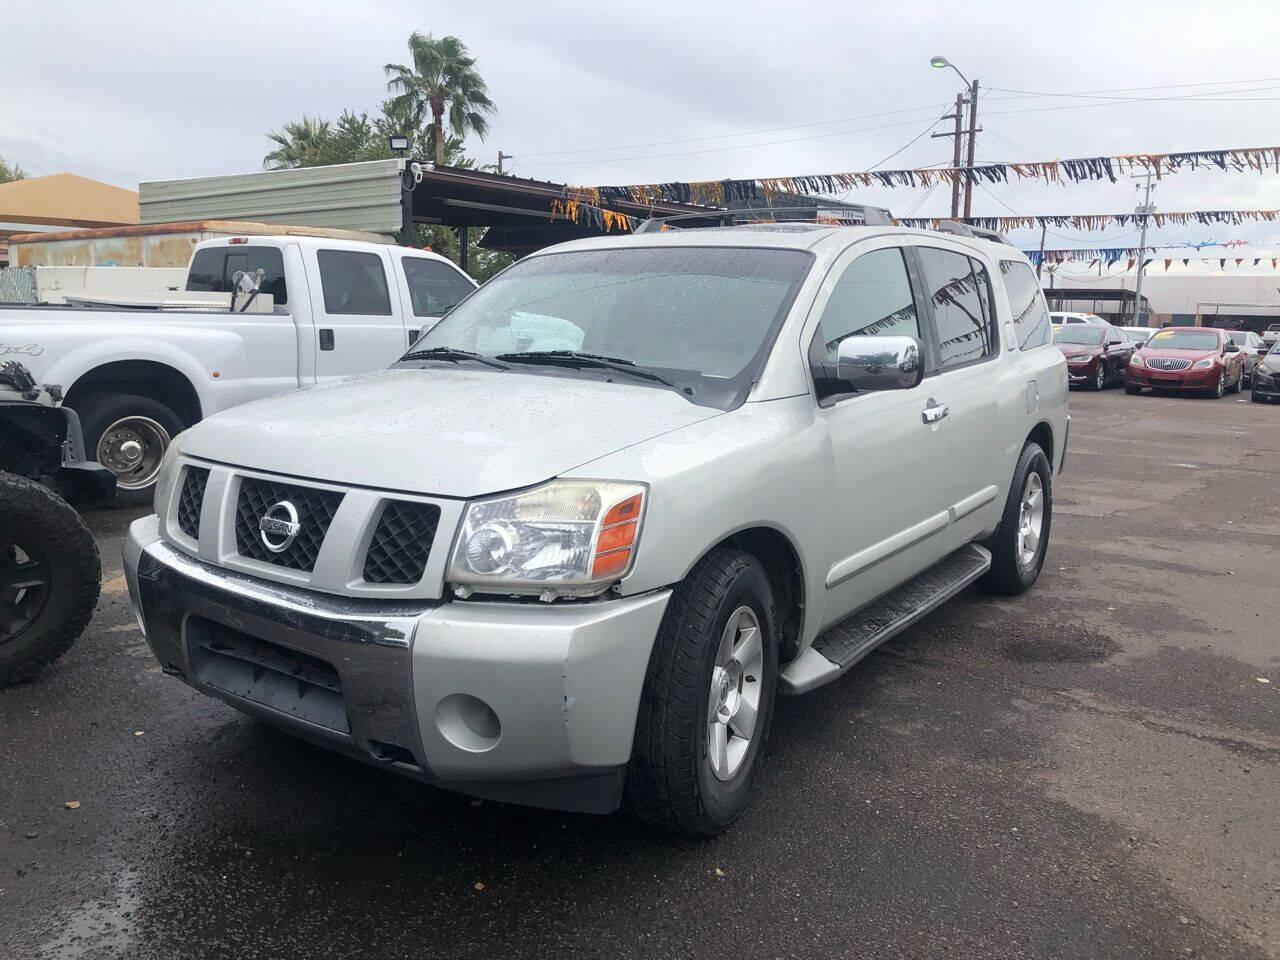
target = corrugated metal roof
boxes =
[139,160,405,235]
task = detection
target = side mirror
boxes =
[1224,342,1240,353]
[836,336,923,391]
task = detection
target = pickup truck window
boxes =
[999,260,1051,350]
[317,250,392,316]
[410,247,812,410]
[918,247,995,368]
[400,257,475,317]
[808,247,919,401]
[186,246,287,306]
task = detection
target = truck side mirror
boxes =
[836,336,923,391]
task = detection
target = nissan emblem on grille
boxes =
[259,501,302,553]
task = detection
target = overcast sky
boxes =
[6,0,1280,273]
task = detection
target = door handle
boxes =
[922,399,950,424]
[319,329,335,351]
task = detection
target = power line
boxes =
[518,113,959,167]
[517,76,1280,164]
[517,100,953,159]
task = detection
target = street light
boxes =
[388,134,410,154]
[929,55,980,218]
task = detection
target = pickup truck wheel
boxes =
[76,393,185,507]
[625,548,777,836]
[979,442,1052,597]
[0,472,101,687]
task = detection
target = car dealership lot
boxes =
[2,390,1277,960]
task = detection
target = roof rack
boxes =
[931,220,1016,247]
[634,204,894,233]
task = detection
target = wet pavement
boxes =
[2,389,1277,959]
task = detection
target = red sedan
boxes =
[1125,327,1246,398]
[1052,323,1134,390]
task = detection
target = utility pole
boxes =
[1130,172,1156,326]
[1036,222,1048,279]
[931,94,966,218]
[962,78,980,218]
[497,151,514,175]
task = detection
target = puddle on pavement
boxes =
[35,868,140,959]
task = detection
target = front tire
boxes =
[980,442,1052,597]
[1207,370,1225,399]
[0,472,101,687]
[1124,382,1142,395]
[1228,367,1242,394]
[625,548,778,836]
[75,393,185,507]
[1092,365,1106,391]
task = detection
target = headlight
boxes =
[1192,357,1216,370]
[152,434,183,514]
[448,479,646,597]
[1129,354,1145,367]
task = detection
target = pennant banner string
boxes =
[896,209,1280,232]
[569,145,1280,206]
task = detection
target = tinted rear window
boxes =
[186,245,287,306]
[317,250,392,316]
[401,257,475,317]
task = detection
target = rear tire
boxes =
[624,548,778,836]
[980,443,1052,597]
[0,472,101,687]
[75,393,185,507]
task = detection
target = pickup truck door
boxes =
[394,253,478,349]
[908,245,1006,551]
[808,242,956,627]
[303,247,411,381]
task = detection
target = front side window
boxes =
[1000,259,1051,350]
[808,247,919,400]
[317,250,392,316]
[918,247,996,367]
[186,245,287,306]
[409,246,812,410]
[401,257,476,317]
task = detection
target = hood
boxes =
[179,367,722,498]
[1138,346,1217,361]
[1055,344,1101,359]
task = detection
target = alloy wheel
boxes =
[1095,365,1105,390]
[95,416,171,490]
[1,538,50,645]
[707,606,763,782]
[1016,472,1045,570]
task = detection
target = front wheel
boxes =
[1,472,101,687]
[1124,382,1142,395]
[1228,368,1242,394]
[980,442,1052,596]
[625,548,778,836]
[1207,370,1225,399]
[1092,365,1106,391]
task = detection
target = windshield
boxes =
[1144,329,1220,351]
[1053,326,1104,345]
[405,247,813,408]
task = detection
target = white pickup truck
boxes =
[0,234,476,503]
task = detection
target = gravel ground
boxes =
[2,388,1277,959]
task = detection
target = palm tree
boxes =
[384,33,495,166]
[262,116,331,170]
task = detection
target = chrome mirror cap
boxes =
[835,336,923,391]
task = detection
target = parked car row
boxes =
[1052,321,1275,401]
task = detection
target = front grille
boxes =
[1147,357,1193,371]
[363,500,440,584]
[234,478,343,572]
[177,467,209,539]
[185,617,349,733]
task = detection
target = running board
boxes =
[779,543,991,696]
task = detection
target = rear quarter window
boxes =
[1000,260,1052,349]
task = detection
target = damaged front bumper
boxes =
[124,516,670,814]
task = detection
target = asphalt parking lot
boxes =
[2,389,1277,960]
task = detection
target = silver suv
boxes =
[124,220,1067,835]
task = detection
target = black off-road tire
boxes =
[75,392,186,507]
[980,442,1052,597]
[624,548,778,836]
[0,472,101,687]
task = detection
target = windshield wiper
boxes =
[495,351,689,393]
[401,346,509,370]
